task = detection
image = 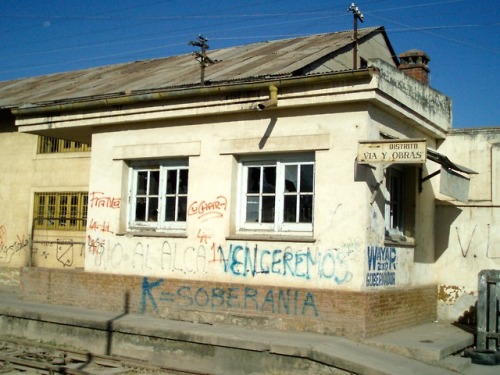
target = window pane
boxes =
[179,169,188,194]
[299,195,313,223]
[165,197,176,221]
[135,197,146,221]
[247,167,261,194]
[33,192,87,231]
[261,196,275,223]
[284,165,298,192]
[137,172,148,194]
[59,196,67,226]
[48,195,56,225]
[149,171,160,195]
[263,166,276,193]
[166,170,178,194]
[147,198,158,221]
[37,195,45,226]
[246,196,259,222]
[178,196,187,221]
[70,195,78,226]
[284,195,297,222]
[388,170,404,231]
[300,164,314,192]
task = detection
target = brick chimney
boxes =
[398,50,430,85]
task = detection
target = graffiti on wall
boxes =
[0,225,30,264]
[89,238,209,273]
[365,246,397,287]
[86,191,356,284]
[456,224,500,259]
[87,236,356,285]
[188,196,227,222]
[216,244,353,284]
[89,192,121,209]
[140,276,319,317]
[32,240,85,267]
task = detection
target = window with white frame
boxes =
[384,165,416,240]
[128,160,188,230]
[239,155,314,232]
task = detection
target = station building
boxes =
[0,26,498,338]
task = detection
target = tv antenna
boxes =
[189,35,217,85]
[347,3,364,70]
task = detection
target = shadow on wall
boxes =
[434,203,463,261]
[106,291,130,355]
[453,302,477,340]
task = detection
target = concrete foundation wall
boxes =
[0,308,351,375]
[20,267,437,339]
[0,267,20,289]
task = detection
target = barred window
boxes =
[37,136,91,154]
[34,192,88,231]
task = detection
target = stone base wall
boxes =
[0,266,20,290]
[19,267,437,339]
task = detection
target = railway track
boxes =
[0,336,205,375]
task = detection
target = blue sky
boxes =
[0,0,498,128]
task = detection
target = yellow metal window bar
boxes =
[34,192,88,231]
[37,136,91,154]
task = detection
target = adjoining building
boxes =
[0,26,498,338]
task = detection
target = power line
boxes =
[0,0,497,78]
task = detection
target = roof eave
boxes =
[12,70,374,117]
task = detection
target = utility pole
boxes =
[189,35,216,85]
[347,3,364,70]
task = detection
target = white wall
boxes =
[434,128,500,320]
[85,105,385,291]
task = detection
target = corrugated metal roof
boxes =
[0,27,385,108]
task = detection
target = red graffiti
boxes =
[87,235,105,255]
[197,229,211,244]
[88,218,114,234]
[188,196,227,222]
[89,192,121,209]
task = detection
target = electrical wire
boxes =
[0,0,497,78]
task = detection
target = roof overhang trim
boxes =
[11,69,375,117]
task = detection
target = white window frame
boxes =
[128,160,188,231]
[238,154,314,233]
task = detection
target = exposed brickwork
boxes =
[19,267,437,339]
[398,49,430,85]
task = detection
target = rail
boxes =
[0,336,205,375]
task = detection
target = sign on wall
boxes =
[358,139,427,164]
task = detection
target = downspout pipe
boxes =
[257,84,278,110]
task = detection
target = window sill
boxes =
[117,231,187,239]
[227,233,316,243]
[384,235,415,248]
[35,151,91,160]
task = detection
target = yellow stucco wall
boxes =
[0,131,90,270]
